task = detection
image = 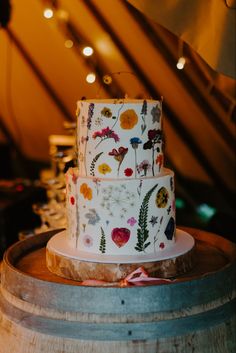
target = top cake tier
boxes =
[77,99,163,179]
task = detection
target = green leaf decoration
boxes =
[99,227,106,254]
[90,152,103,176]
[135,184,158,252]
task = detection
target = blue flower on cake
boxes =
[130,137,142,177]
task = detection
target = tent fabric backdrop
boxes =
[127,0,236,79]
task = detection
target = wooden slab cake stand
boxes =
[46,229,195,282]
[0,227,235,353]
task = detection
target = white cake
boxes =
[65,99,176,259]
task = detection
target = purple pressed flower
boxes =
[127,217,137,226]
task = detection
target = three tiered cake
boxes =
[46,99,194,281]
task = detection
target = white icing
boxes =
[65,99,176,260]
[66,168,175,256]
[77,99,163,179]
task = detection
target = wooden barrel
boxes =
[0,228,235,353]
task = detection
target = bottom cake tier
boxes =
[66,168,176,258]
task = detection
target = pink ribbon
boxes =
[81,267,174,287]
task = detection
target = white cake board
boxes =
[47,229,194,264]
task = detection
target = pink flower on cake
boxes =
[124,168,133,177]
[137,160,151,176]
[127,217,137,226]
[92,127,119,148]
[98,163,112,175]
[83,235,93,247]
[111,227,131,248]
[80,183,92,200]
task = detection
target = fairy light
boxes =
[64,40,74,49]
[43,8,54,19]
[82,46,94,56]
[86,73,96,83]
[176,56,186,70]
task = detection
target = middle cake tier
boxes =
[66,168,176,257]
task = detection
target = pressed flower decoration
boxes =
[156,154,163,172]
[135,184,158,252]
[99,227,106,253]
[124,168,133,177]
[155,187,169,208]
[100,184,135,218]
[70,196,75,205]
[164,217,175,240]
[120,109,138,129]
[159,242,165,249]
[143,129,162,176]
[137,160,151,177]
[111,227,131,248]
[127,217,137,226]
[109,146,128,176]
[101,107,112,118]
[130,137,142,177]
[80,183,93,200]
[98,163,112,175]
[85,208,100,225]
[141,100,147,134]
[151,103,161,123]
[92,127,119,148]
[87,103,94,129]
[83,235,93,247]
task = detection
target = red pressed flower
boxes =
[109,147,128,156]
[148,129,159,140]
[159,242,165,249]
[92,131,102,139]
[70,196,75,205]
[156,154,163,168]
[124,168,133,177]
[111,228,130,248]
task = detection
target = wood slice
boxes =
[46,236,195,282]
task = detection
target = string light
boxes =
[43,8,54,19]
[86,73,96,83]
[64,40,74,49]
[82,46,94,56]
[176,56,186,70]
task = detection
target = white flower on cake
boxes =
[100,185,135,219]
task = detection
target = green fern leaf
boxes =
[135,184,158,252]
[99,227,106,254]
[90,152,103,176]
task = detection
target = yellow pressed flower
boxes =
[155,187,169,208]
[98,163,112,175]
[80,183,92,200]
[101,107,112,118]
[120,109,138,129]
